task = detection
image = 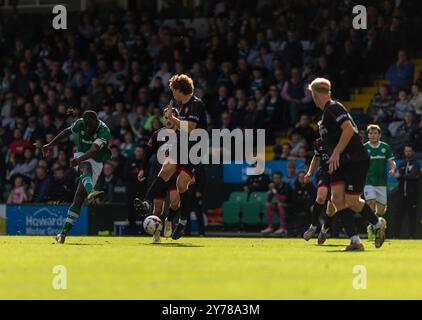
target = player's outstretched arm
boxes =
[39,127,71,157]
[305,156,320,183]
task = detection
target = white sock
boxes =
[179,219,187,226]
[351,235,361,244]
[321,225,329,233]
[310,224,317,229]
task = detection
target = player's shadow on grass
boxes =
[326,249,367,253]
[314,244,345,247]
[142,243,204,248]
[63,243,105,246]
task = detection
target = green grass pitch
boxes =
[0,236,421,299]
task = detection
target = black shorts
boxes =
[155,174,178,199]
[317,171,331,189]
[330,160,370,195]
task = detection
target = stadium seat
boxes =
[222,201,241,225]
[228,192,248,204]
[241,201,261,225]
[249,192,268,214]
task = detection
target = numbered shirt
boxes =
[70,118,112,163]
[320,100,369,163]
[313,138,330,174]
[364,141,394,186]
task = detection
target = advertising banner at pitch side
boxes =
[6,205,88,235]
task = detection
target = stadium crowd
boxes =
[1,0,422,234]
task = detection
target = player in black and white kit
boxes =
[303,134,336,243]
[136,74,207,240]
[308,78,387,251]
[135,107,180,243]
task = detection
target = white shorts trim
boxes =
[364,185,387,206]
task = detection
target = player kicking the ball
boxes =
[364,124,396,240]
[135,74,207,240]
[135,107,181,244]
[303,135,336,244]
[41,110,111,244]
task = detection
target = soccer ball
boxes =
[143,215,163,235]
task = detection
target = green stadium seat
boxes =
[242,201,261,225]
[249,192,267,204]
[222,201,241,225]
[229,191,248,203]
[262,206,281,226]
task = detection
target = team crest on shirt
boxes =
[382,148,386,153]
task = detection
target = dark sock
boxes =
[167,207,180,221]
[323,214,333,231]
[360,203,379,225]
[145,177,167,203]
[338,208,358,238]
[312,202,323,226]
[179,192,190,221]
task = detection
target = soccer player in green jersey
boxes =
[41,110,111,244]
[364,124,396,240]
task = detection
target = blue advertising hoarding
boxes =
[223,160,306,183]
[223,160,422,184]
[6,205,88,236]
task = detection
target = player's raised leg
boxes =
[134,160,178,216]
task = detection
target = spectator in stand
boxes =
[7,175,28,204]
[368,85,396,127]
[9,129,32,164]
[295,114,317,147]
[275,143,292,161]
[282,67,312,125]
[394,145,420,238]
[7,147,37,181]
[261,171,291,235]
[408,84,422,117]
[385,49,414,93]
[241,98,265,129]
[388,110,418,154]
[283,161,298,189]
[47,166,73,203]
[96,161,120,203]
[291,171,316,236]
[289,130,307,157]
[109,145,126,179]
[243,171,271,197]
[394,90,410,121]
[32,166,51,203]
[220,111,236,130]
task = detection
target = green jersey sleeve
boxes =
[94,124,111,149]
[70,118,84,134]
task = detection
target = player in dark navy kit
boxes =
[135,107,180,243]
[135,74,207,240]
[308,78,387,251]
[303,134,336,243]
